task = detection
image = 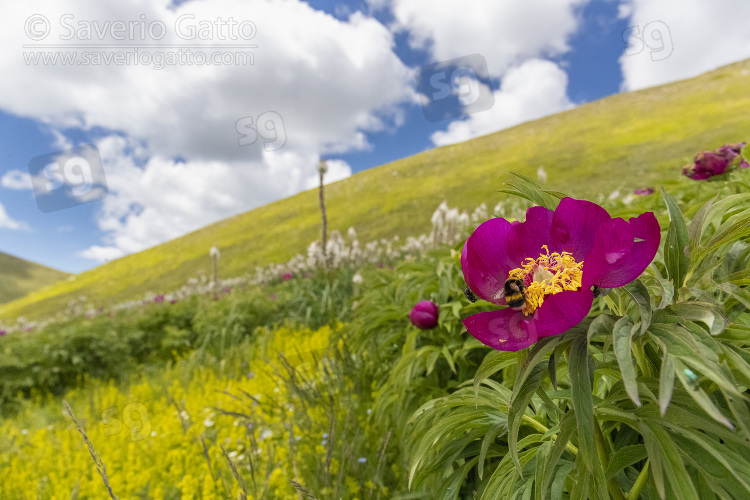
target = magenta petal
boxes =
[585,212,660,288]
[532,289,594,338]
[463,309,539,351]
[462,218,517,304]
[508,205,555,261]
[551,198,612,260]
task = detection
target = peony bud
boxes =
[409,300,439,330]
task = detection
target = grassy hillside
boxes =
[3,58,750,320]
[0,252,69,305]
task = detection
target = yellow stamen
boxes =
[507,245,583,316]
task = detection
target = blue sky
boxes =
[1,0,748,273]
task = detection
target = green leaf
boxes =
[613,317,641,407]
[661,188,690,289]
[441,344,457,374]
[508,362,546,476]
[669,302,726,336]
[687,195,717,256]
[587,314,615,341]
[640,275,674,310]
[473,350,516,398]
[539,412,576,499]
[605,444,647,480]
[500,172,564,210]
[623,280,652,334]
[568,334,595,474]
[478,424,508,480]
[645,423,700,500]
[658,352,675,416]
[672,358,734,429]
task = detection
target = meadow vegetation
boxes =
[3,152,750,498]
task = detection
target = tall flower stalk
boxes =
[318,160,329,270]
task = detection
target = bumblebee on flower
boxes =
[461,197,660,351]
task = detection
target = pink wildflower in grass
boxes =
[462,198,660,351]
[154,295,165,303]
[409,300,439,330]
[283,273,293,281]
[634,187,655,196]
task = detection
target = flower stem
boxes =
[626,460,650,500]
[595,419,627,500]
[522,415,578,455]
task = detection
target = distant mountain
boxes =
[3,58,750,321]
[0,252,70,304]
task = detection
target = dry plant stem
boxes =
[318,169,329,270]
[288,479,319,500]
[221,444,248,500]
[369,429,392,500]
[323,403,336,488]
[63,401,118,500]
[288,422,303,500]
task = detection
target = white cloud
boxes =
[374,0,585,146]
[430,59,573,146]
[0,202,30,231]
[0,0,414,260]
[380,0,588,77]
[1,170,33,190]
[78,245,125,263]
[619,0,750,90]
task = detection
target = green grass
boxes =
[0,252,69,305]
[3,58,750,321]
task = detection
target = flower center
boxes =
[507,245,583,316]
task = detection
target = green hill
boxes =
[3,58,750,321]
[0,252,70,305]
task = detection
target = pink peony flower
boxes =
[683,142,748,180]
[462,198,660,351]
